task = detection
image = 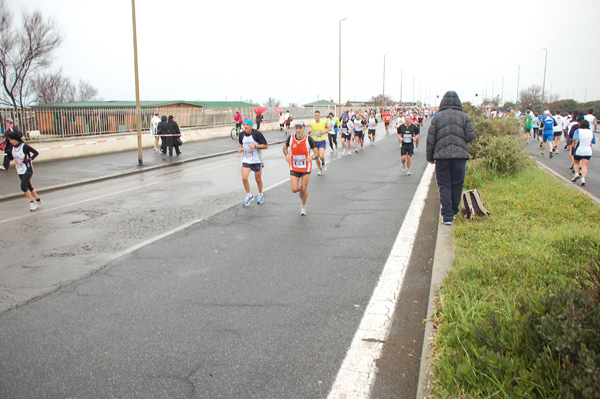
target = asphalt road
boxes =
[0,122,438,398]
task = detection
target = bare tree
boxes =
[30,68,74,104]
[519,85,543,109]
[0,1,63,115]
[263,97,280,107]
[77,79,98,102]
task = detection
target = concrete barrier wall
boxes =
[30,121,290,162]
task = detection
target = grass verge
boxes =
[431,164,600,398]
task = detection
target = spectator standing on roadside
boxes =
[255,112,262,130]
[157,115,168,153]
[1,117,23,171]
[426,91,475,226]
[165,115,182,156]
[150,113,161,152]
[278,112,285,131]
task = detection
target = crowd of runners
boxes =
[519,108,598,187]
[238,107,436,215]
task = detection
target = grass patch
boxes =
[431,165,600,398]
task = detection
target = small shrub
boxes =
[522,287,600,398]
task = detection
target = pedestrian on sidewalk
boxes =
[426,91,475,226]
[150,113,161,152]
[165,115,182,156]
[283,120,317,215]
[238,120,268,206]
[157,115,168,153]
[2,132,44,211]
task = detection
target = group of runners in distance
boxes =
[521,108,598,187]
[239,107,434,215]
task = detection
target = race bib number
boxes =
[403,133,413,143]
[315,131,323,139]
[293,155,307,169]
[244,145,255,158]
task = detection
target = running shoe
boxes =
[348,150,351,156]
[323,165,327,172]
[330,149,334,154]
[355,149,359,153]
[406,170,412,176]
[581,178,586,186]
[571,174,580,182]
[36,199,44,207]
[242,195,254,207]
[0,166,5,171]
[443,221,452,226]
[540,151,544,156]
[549,152,553,158]
[317,169,322,176]
[29,201,37,212]
[569,163,574,170]
[257,193,264,204]
[300,206,307,216]
[414,147,418,152]
[154,147,158,152]
[401,164,406,173]
[539,143,542,148]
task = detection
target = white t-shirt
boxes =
[573,128,595,157]
[553,115,563,132]
[368,117,377,129]
[150,115,160,135]
[584,114,597,132]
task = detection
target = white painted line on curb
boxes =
[327,162,435,399]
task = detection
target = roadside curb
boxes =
[0,138,287,203]
[533,158,600,204]
[416,213,455,399]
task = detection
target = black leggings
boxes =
[328,133,337,148]
[19,173,34,193]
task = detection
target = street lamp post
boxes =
[338,18,346,116]
[131,0,143,166]
[382,53,387,109]
[542,48,548,111]
[516,65,520,104]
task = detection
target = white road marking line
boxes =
[327,163,435,399]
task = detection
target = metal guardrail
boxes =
[0,106,318,139]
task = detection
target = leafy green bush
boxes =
[466,110,530,179]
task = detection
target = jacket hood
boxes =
[439,91,463,111]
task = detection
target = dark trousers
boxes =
[435,159,467,223]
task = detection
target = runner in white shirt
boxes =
[367,112,378,145]
[584,109,598,133]
[570,119,596,186]
[552,111,564,155]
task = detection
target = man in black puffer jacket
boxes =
[426,91,475,225]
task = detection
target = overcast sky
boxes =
[6,0,600,107]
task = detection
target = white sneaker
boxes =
[317,169,322,176]
[153,147,158,152]
[29,201,37,212]
[0,165,5,171]
[330,149,334,154]
[571,174,580,182]
[406,170,412,176]
[300,206,307,216]
[401,163,406,173]
[323,165,327,172]
[36,199,44,207]
[581,178,586,186]
[348,150,351,156]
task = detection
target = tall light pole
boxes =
[400,67,403,105]
[542,47,548,111]
[516,65,520,104]
[131,0,143,165]
[338,18,346,116]
[382,53,387,109]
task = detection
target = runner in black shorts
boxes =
[397,117,420,176]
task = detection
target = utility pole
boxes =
[338,18,346,116]
[542,48,548,110]
[131,0,143,166]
